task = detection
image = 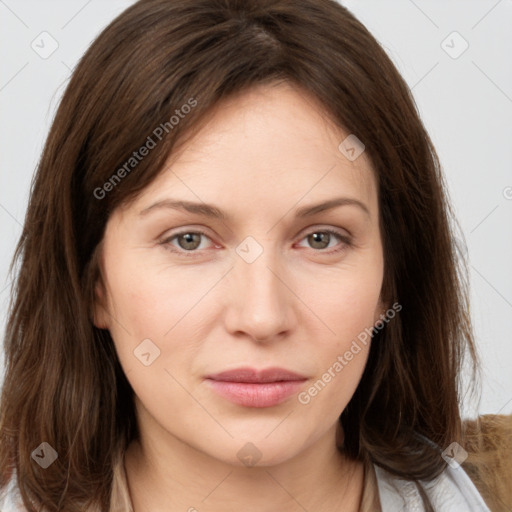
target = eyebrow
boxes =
[138,196,370,219]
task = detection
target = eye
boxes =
[297,228,352,254]
[161,230,214,255]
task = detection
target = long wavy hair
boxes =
[0,0,480,510]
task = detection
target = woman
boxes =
[0,0,506,510]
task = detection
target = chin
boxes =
[208,434,309,469]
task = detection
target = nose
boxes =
[223,248,296,343]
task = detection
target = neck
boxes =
[124,401,364,512]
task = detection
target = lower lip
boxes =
[205,379,306,408]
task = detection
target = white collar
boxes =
[374,462,491,511]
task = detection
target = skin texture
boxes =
[94,82,386,512]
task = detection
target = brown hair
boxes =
[0,0,480,510]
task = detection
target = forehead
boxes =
[128,82,377,219]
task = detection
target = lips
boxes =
[204,367,308,407]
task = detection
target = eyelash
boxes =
[160,228,352,257]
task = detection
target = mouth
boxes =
[204,367,308,408]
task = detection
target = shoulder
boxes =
[373,414,512,511]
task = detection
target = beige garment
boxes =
[110,452,382,512]
[360,459,383,512]
[110,454,134,512]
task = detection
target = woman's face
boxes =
[94,82,385,466]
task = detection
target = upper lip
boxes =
[205,367,307,383]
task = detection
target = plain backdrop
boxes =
[1,0,511,418]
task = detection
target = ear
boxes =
[92,278,110,330]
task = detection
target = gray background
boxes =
[1,0,511,418]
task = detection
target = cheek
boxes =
[296,275,379,415]
[103,253,222,371]
[295,257,382,403]
[107,250,199,328]
[311,266,383,350]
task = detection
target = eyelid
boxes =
[296,223,352,240]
